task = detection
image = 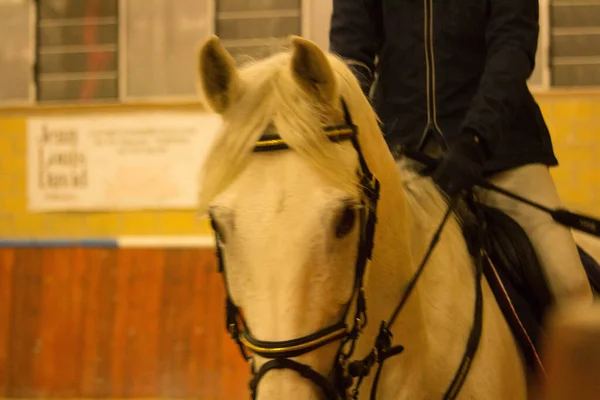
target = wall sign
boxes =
[27,112,221,212]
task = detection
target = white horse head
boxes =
[197,35,527,399]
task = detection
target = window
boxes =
[2,0,599,107]
[28,0,214,104]
[34,0,213,103]
[550,0,600,87]
[215,0,302,65]
[36,0,119,103]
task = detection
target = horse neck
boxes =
[353,152,478,397]
[343,139,428,392]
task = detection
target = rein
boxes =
[344,196,484,400]
[210,98,484,399]
[401,150,600,239]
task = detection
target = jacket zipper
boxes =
[419,0,447,151]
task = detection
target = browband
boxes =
[254,124,356,152]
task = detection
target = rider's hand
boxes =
[431,131,488,198]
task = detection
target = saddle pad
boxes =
[479,205,553,320]
[475,205,600,374]
[463,205,549,373]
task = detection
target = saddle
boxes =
[460,202,600,373]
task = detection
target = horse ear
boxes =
[198,35,240,114]
[289,36,338,106]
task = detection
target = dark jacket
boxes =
[329,0,558,174]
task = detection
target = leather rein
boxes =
[209,99,484,399]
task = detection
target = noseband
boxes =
[210,99,483,399]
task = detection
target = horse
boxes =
[195,34,529,399]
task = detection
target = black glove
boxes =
[431,131,488,198]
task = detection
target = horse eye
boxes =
[335,206,356,238]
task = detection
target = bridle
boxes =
[211,99,380,398]
[209,99,484,399]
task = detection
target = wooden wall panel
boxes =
[8,248,43,398]
[79,249,118,398]
[0,247,249,399]
[0,249,14,396]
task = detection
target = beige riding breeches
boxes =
[477,164,594,307]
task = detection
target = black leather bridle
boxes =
[209,99,484,399]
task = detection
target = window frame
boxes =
[301,0,311,41]
[29,0,38,105]
[529,0,552,92]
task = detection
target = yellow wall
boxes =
[0,95,598,238]
[538,93,600,215]
[0,104,212,238]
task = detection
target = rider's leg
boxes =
[477,163,594,307]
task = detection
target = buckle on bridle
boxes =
[228,322,239,337]
[362,173,378,190]
[360,174,380,208]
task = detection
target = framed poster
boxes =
[27,112,221,212]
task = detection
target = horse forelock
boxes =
[197,50,387,213]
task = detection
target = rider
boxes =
[329,0,593,307]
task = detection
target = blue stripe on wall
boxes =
[0,238,119,248]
